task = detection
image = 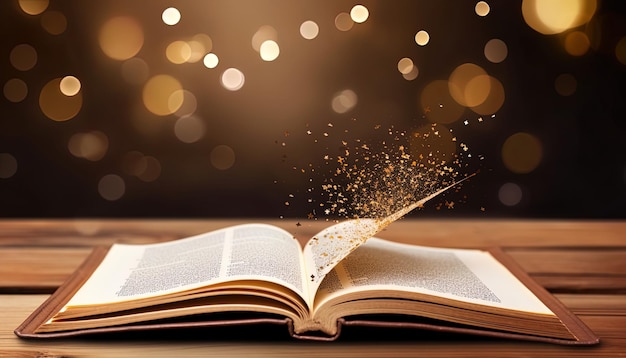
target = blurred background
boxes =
[1,0,625,219]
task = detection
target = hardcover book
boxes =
[15,219,598,345]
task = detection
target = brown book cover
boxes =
[14,246,599,345]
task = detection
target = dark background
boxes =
[1,0,625,219]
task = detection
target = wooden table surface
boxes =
[1,218,625,357]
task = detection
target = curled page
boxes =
[304,174,475,293]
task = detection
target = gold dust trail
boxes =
[304,173,476,289]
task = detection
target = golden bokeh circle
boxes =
[501,132,543,174]
[4,79,28,103]
[554,73,577,96]
[211,145,236,170]
[335,12,354,31]
[99,16,144,61]
[564,31,590,56]
[475,1,490,17]
[484,39,508,63]
[18,0,48,15]
[39,78,83,121]
[68,131,109,161]
[41,11,67,35]
[10,44,37,71]
[616,37,626,65]
[448,63,489,107]
[470,76,505,115]
[522,0,597,35]
[142,75,183,116]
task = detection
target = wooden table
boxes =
[1,219,625,357]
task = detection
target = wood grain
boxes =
[0,219,624,356]
[1,294,625,357]
[0,248,91,292]
[0,219,624,247]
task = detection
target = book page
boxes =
[303,177,475,296]
[66,224,308,307]
[315,238,553,315]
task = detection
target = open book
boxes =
[16,220,598,344]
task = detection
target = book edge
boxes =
[486,247,599,345]
[14,246,110,337]
[15,245,600,345]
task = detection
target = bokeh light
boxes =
[186,39,206,63]
[564,31,590,56]
[252,25,278,53]
[403,67,419,81]
[300,20,319,40]
[186,34,212,63]
[68,131,109,161]
[39,77,83,121]
[398,58,413,74]
[616,37,626,65]
[446,62,506,115]
[18,0,48,15]
[398,58,418,80]
[173,90,198,117]
[210,145,236,170]
[59,76,81,96]
[98,174,125,201]
[175,115,205,143]
[499,182,523,206]
[502,132,543,174]
[335,12,354,31]
[421,80,465,124]
[331,89,358,114]
[99,16,144,61]
[162,7,181,26]
[554,73,577,96]
[484,39,508,63]
[41,11,67,35]
[522,0,597,35]
[463,75,492,108]
[166,40,192,64]
[73,221,102,236]
[448,63,490,107]
[203,53,219,68]
[260,40,280,61]
[168,91,185,116]
[475,1,490,17]
[142,74,183,116]
[121,151,161,182]
[415,30,430,46]
[1,0,623,219]
[350,5,369,23]
[10,44,37,71]
[220,68,245,91]
[0,153,18,179]
[137,156,161,182]
[3,79,28,103]
[121,151,148,177]
[469,75,505,115]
